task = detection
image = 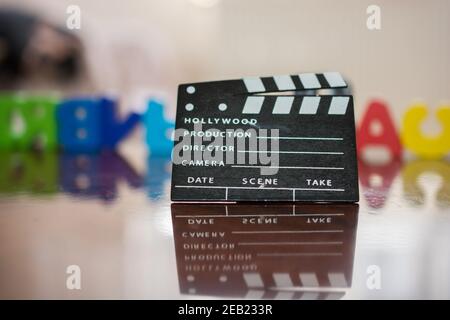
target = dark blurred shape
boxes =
[59,151,142,202]
[0,150,58,194]
[0,150,143,201]
[0,8,83,87]
[171,203,358,299]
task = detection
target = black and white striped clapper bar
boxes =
[171,72,359,202]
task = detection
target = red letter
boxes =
[357,100,402,159]
[359,158,402,208]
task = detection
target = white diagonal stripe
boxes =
[244,272,264,287]
[299,96,321,114]
[328,97,349,115]
[243,77,265,92]
[242,96,265,114]
[273,75,296,90]
[323,72,346,87]
[273,97,294,114]
[273,273,293,287]
[328,272,348,287]
[300,273,319,287]
[299,73,321,89]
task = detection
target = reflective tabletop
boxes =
[0,151,449,299]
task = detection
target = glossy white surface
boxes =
[0,154,448,299]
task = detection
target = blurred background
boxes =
[0,0,449,300]
[1,0,449,120]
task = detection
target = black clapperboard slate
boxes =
[171,72,359,202]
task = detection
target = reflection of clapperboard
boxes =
[171,72,359,202]
[171,203,358,299]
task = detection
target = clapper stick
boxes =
[171,72,359,202]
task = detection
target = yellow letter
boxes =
[402,160,450,208]
[401,104,450,159]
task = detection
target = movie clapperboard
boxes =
[171,72,359,202]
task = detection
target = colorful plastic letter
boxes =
[357,100,402,159]
[100,98,141,149]
[401,104,450,159]
[18,97,58,150]
[144,99,174,156]
[0,95,57,150]
[57,98,140,151]
[57,98,102,152]
[0,95,15,149]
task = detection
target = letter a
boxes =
[66,5,81,30]
[366,5,381,30]
[66,265,81,290]
[357,100,403,159]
